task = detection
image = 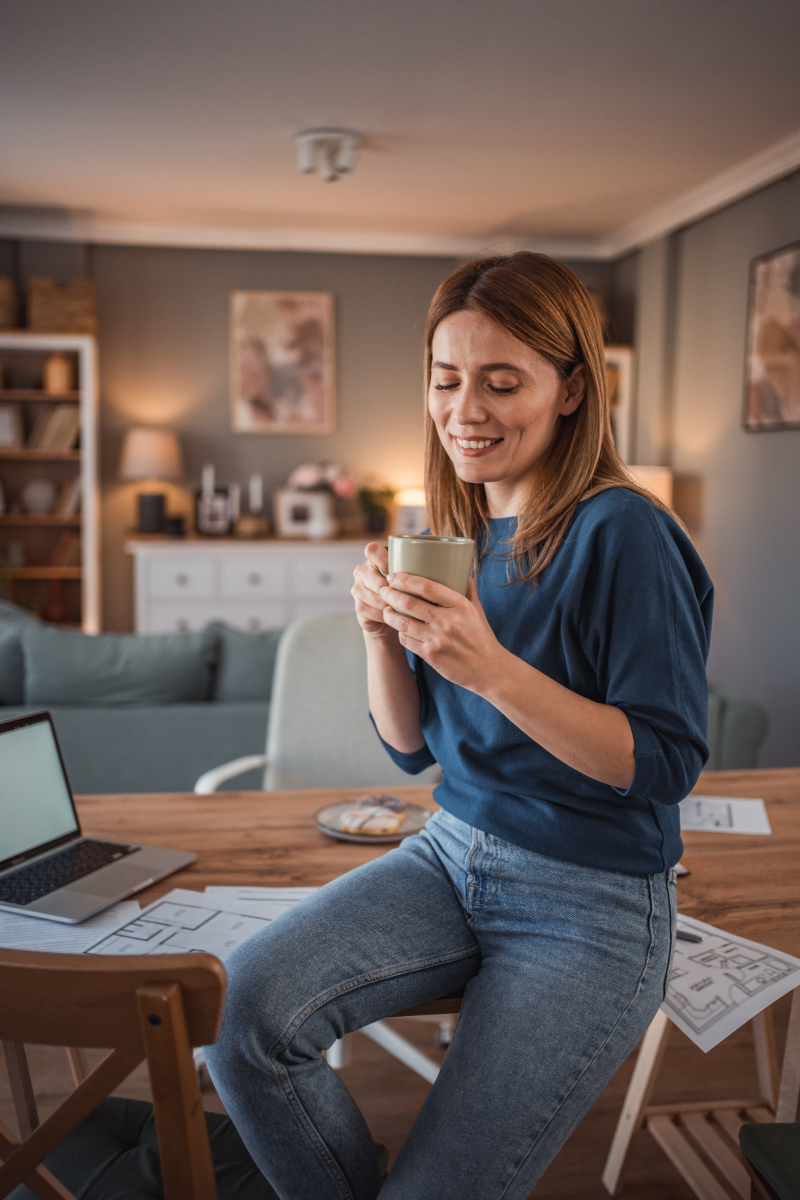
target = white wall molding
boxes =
[600,128,800,257]
[2,128,799,261]
[0,209,599,261]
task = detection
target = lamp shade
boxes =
[394,487,426,508]
[627,465,673,507]
[119,427,183,481]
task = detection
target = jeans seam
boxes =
[271,1058,355,1200]
[496,877,661,1199]
[470,833,502,908]
[270,944,479,1056]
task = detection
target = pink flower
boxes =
[332,475,357,499]
[288,463,324,489]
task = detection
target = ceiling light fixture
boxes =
[294,128,360,182]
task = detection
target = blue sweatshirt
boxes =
[377,488,714,875]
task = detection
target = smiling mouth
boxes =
[453,436,503,450]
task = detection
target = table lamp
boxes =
[393,487,428,535]
[119,427,184,533]
[627,465,674,507]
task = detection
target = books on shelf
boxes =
[26,404,81,452]
[54,476,82,516]
[50,531,81,567]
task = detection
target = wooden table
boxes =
[74,784,439,904]
[75,771,800,1200]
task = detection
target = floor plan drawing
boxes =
[86,887,315,962]
[661,914,800,1051]
[678,795,771,835]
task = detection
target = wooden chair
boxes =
[0,946,228,1200]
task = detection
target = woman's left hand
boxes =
[379,573,507,693]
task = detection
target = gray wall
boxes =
[634,171,800,767]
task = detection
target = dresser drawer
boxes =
[148,557,215,599]
[144,601,287,633]
[293,555,359,599]
[220,556,289,599]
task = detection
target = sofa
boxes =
[0,599,770,794]
[0,600,277,793]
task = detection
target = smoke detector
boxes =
[294,128,360,182]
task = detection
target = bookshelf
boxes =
[0,333,100,632]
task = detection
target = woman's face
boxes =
[428,309,585,515]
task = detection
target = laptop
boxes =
[0,711,196,924]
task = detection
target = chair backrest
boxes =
[0,948,226,1200]
[707,682,770,770]
[263,611,440,790]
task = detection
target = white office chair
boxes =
[194,611,450,1082]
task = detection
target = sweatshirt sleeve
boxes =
[368,714,437,774]
[580,496,714,806]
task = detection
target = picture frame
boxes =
[0,403,24,449]
[230,290,336,434]
[743,240,800,431]
[604,345,634,463]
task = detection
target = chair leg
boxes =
[325,1036,353,1069]
[65,1049,87,1088]
[2,1041,38,1139]
[361,1021,440,1085]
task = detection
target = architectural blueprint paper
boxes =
[0,901,140,954]
[85,887,313,962]
[679,795,771,835]
[661,914,800,1052]
[204,886,318,920]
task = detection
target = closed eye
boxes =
[487,384,518,395]
[433,382,459,391]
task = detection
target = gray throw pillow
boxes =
[206,621,282,702]
[21,624,219,706]
[0,625,25,704]
[0,598,37,624]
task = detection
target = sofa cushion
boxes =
[0,598,38,624]
[206,621,282,702]
[21,624,219,706]
[0,626,25,704]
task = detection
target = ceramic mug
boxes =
[383,534,474,612]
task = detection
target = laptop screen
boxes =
[0,717,79,870]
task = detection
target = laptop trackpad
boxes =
[73,864,154,897]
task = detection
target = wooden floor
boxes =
[1,993,791,1198]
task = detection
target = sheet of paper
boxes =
[661,914,800,1052]
[679,795,771,835]
[204,885,318,920]
[86,887,315,962]
[0,901,141,954]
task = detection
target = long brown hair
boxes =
[424,251,672,582]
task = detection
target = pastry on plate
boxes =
[339,794,408,836]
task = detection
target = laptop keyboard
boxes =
[0,840,138,907]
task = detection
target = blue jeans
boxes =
[206,809,676,1200]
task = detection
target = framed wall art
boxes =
[604,344,634,463]
[743,241,800,431]
[230,291,336,434]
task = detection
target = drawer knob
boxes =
[247,617,261,631]
[177,619,189,632]
[176,573,189,586]
[319,571,333,586]
[248,572,262,585]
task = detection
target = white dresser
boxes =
[126,538,367,633]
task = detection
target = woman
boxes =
[206,253,713,1200]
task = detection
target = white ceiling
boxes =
[2,0,800,258]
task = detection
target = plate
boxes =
[314,801,432,844]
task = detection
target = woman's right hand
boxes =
[352,542,397,639]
